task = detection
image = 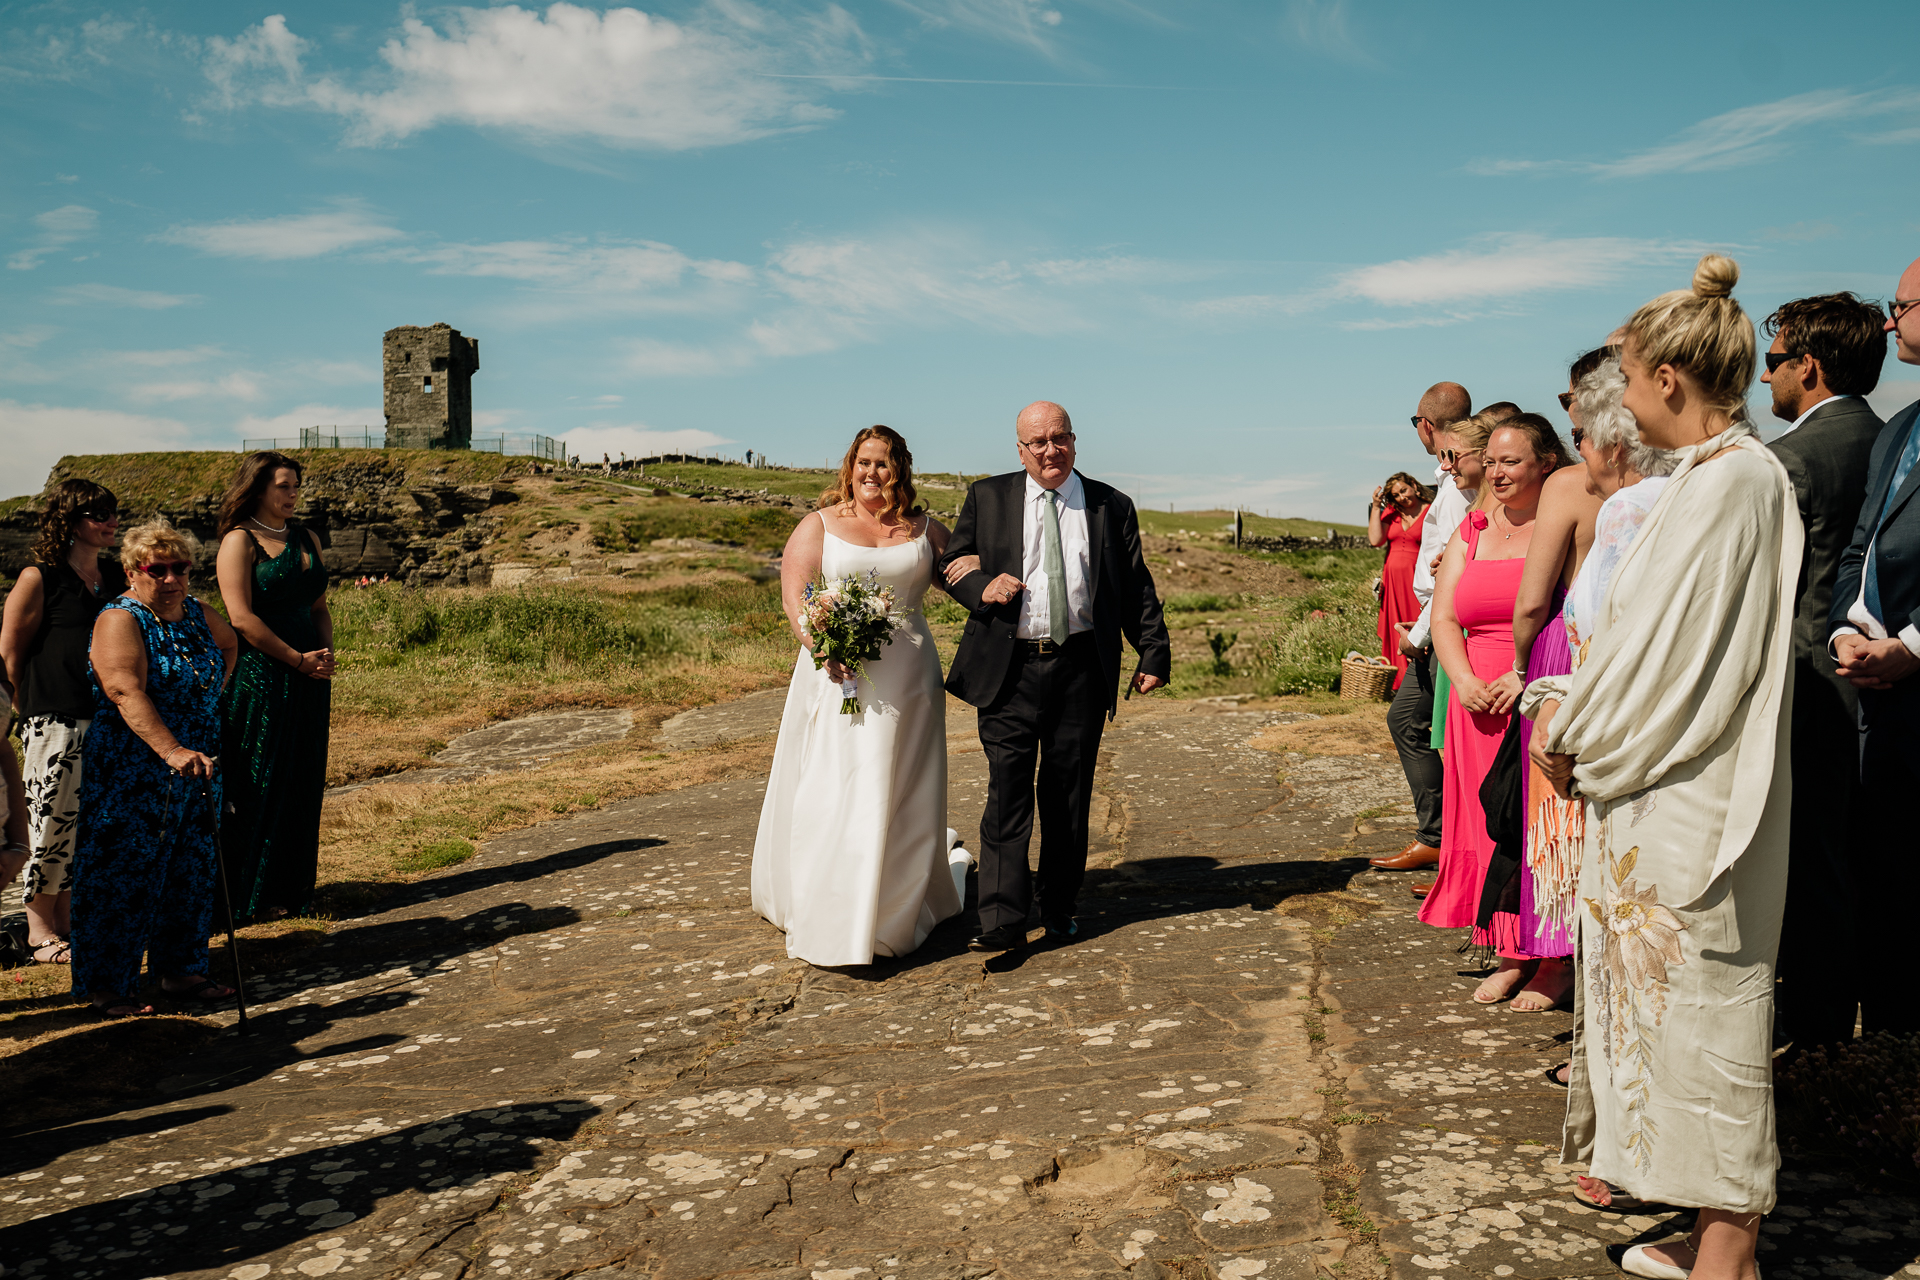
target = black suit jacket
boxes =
[940,470,1171,715]
[1769,395,1885,681]
[1829,398,1920,677]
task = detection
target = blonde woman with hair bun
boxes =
[1521,254,1800,1280]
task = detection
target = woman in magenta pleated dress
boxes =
[1368,473,1433,689]
[1420,420,1554,1003]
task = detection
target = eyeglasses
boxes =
[1892,298,1920,324]
[136,561,192,580]
[1557,392,1574,411]
[1765,351,1804,373]
[1019,433,1075,455]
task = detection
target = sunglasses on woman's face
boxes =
[136,561,192,581]
[77,506,119,522]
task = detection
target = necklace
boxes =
[249,515,289,535]
[139,599,217,692]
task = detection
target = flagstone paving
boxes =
[4,697,1916,1280]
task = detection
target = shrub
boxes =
[332,584,683,667]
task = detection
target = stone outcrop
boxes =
[0,457,523,588]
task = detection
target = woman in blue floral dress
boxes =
[70,521,239,1018]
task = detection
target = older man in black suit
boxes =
[1762,293,1889,1050]
[941,402,1171,952]
[1830,256,1920,1037]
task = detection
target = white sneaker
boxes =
[1620,1244,1690,1280]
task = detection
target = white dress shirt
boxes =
[1017,471,1093,640]
[1406,474,1476,650]
[1772,393,1850,439]
[1828,405,1920,660]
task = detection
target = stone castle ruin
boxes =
[383,323,479,450]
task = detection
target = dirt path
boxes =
[2,697,1914,1280]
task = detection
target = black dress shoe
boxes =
[1042,917,1078,940]
[968,925,1027,953]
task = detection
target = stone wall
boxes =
[383,323,479,450]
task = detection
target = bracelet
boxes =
[295,652,311,673]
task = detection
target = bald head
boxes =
[1894,257,1920,367]
[1482,401,1522,422]
[1417,382,1472,428]
[1017,401,1072,433]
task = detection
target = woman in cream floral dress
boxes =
[1526,257,1798,1280]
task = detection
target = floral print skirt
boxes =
[20,714,88,903]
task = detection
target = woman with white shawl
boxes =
[1525,255,1801,1280]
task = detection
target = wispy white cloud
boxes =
[565,424,735,458]
[8,204,98,270]
[1331,234,1714,307]
[48,283,202,308]
[1473,87,1920,178]
[203,4,867,151]
[235,403,383,439]
[0,400,196,499]
[155,200,403,260]
[885,0,1064,55]
[131,374,263,402]
[1280,0,1374,66]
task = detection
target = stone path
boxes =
[328,710,636,796]
[5,697,1916,1280]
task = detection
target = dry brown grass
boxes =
[1247,702,1394,757]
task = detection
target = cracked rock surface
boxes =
[4,697,1915,1280]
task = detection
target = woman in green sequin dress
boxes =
[215,452,336,922]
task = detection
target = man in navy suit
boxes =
[1830,255,1920,1036]
[941,402,1171,952]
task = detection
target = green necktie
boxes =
[1044,489,1069,641]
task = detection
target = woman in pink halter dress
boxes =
[1419,419,1556,1001]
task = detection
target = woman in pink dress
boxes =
[1419,420,1554,1002]
[1368,472,1433,688]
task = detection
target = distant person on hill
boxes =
[937,401,1171,953]
[216,452,334,924]
[71,519,238,1017]
[0,479,127,966]
[751,425,966,966]
[1367,472,1433,688]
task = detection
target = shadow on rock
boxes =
[5,1100,601,1280]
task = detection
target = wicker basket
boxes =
[1339,657,1396,701]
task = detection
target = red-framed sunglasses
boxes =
[136,561,192,580]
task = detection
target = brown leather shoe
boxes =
[1410,880,1434,898]
[1369,841,1440,870]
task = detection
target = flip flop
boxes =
[164,976,236,1004]
[1544,1062,1570,1088]
[91,996,154,1020]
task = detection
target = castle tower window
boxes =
[424,376,434,393]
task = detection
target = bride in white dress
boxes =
[751,426,965,966]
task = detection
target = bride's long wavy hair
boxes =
[818,425,921,521]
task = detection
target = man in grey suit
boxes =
[1831,257,1920,1037]
[1763,292,1889,1050]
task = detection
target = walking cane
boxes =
[201,758,252,1035]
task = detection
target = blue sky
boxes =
[4,0,1919,519]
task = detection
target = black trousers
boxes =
[1853,684,1920,1037]
[1775,659,1862,1049]
[1387,649,1443,847]
[975,634,1106,934]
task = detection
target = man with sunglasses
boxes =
[1830,257,1920,1038]
[1756,293,1889,1052]
[1372,382,1472,875]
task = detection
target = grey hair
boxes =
[1575,356,1678,478]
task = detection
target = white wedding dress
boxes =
[751,515,965,966]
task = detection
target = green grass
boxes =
[588,501,801,553]
[399,839,475,873]
[1134,508,1366,541]
[1164,591,1235,613]
[1247,548,1383,695]
[334,583,688,669]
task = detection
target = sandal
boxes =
[91,996,154,1019]
[163,976,236,1003]
[1544,1061,1570,1088]
[1572,1175,1671,1214]
[31,938,72,965]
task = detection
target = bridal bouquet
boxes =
[802,570,904,714]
